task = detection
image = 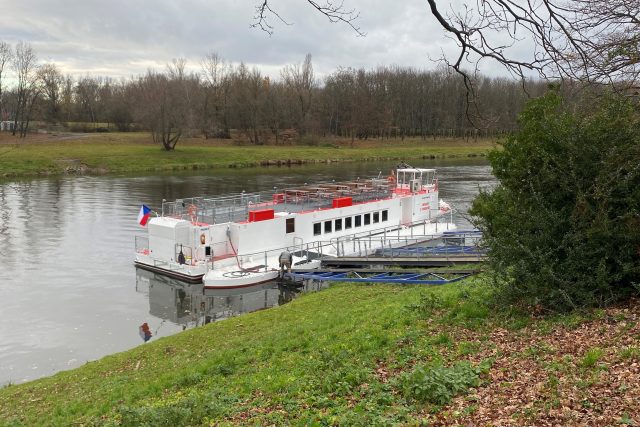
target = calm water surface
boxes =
[0,159,494,385]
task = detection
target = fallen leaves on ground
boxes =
[427,299,640,426]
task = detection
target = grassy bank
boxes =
[1,278,639,426]
[0,132,493,178]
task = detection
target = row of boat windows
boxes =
[313,210,389,236]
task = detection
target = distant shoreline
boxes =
[0,132,495,179]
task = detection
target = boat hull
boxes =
[203,269,280,289]
[134,261,204,283]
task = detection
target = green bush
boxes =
[399,361,488,405]
[116,391,234,426]
[471,92,640,311]
[410,291,445,315]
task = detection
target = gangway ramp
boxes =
[324,229,486,267]
[283,269,478,285]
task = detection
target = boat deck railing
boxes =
[135,235,149,256]
[212,214,471,273]
[160,177,408,224]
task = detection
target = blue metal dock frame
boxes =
[283,270,476,285]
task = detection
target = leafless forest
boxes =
[1,42,547,149]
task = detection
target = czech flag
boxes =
[137,204,152,226]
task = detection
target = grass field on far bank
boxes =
[0,132,494,178]
[1,278,639,426]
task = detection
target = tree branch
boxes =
[252,0,364,36]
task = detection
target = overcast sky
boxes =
[0,0,488,80]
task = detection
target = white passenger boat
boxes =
[134,167,456,288]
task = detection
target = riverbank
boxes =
[1,279,639,425]
[0,132,493,178]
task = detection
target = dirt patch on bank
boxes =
[53,158,108,175]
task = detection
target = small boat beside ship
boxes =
[134,167,456,289]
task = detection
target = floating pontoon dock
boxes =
[283,269,479,285]
[319,229,486,268]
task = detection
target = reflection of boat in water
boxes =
[135,268,326,329]
[134,167,455,288]
[135,268,206,326]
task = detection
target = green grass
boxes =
[619,346,640,361]
[0,279,494,426]
[0,133,493,178]
[580,347,605,369]
[2,275,637,425]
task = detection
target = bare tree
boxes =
[170,58,201,138]
[11,41,38,137]
[59,75,74,123]
[20,76,43,137]
[75,76,102,126]
[136,62,191,150]
[252,0,364,36]
[104,79,135,131]
[254,0,640,91]
[263,78,287,143]
[201,52,232,138]
[425,0,640,91]
[38,63,64,125]
[281,53,316,134]
[0,41,12,122]
[229,63,268,144]
[0,48,538,142]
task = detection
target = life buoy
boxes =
[387,171,396,185]
[187,204,197,222]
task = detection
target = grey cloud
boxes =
[0,0,478,79]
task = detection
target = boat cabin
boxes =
[395,168,437,194]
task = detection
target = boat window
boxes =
[313,222,321,236]
[382,210,388,221]
[286,218,295,233]
[355,215,362,227]
[364,213,371,225]
[335,218,343,231]
[345,217,352,229]
[324,220,332,233]
[373,212,380,223]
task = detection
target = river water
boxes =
[0,159,493,385]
